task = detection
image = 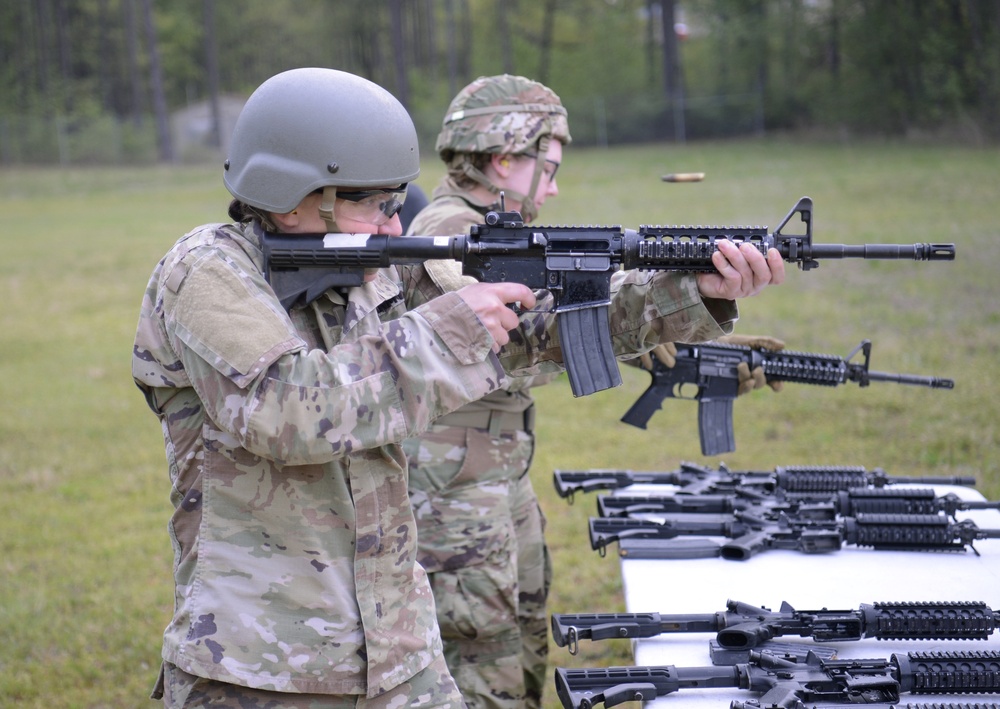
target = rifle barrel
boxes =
[808,243,955,260]
[865,369,955,388]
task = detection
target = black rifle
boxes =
[554,650,1000,709]
[551,600,999,655]
[746,703,1000,709]
[596,488,1000,522]
[553,462,977,502]
[621,339,954,455]
[587,513,1000,559]
[262,197,954,396]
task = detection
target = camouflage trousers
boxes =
[404,425,551,709]
[156,654,464,708]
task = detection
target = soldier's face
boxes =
[506,140,562,216]
[279,190,403,234]
[273,188,404,282]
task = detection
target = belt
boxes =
[435,405,536,436]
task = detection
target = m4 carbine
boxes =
[554,650,1000,709]
[553,461,976,502]
[262,197,954,396]
[551,600,999,655]
[587,513,1000,559]
[595,488,1000,522]
[621,339,954,455]
[747,702,1000,709]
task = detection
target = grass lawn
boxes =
[1,138,997,708]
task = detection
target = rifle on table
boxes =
[553,461,977,502]
[262,196,955,397]
[596,488,1000,522]
[587,512,1000,559]
[621,339,954,455]
[554,650,1000,709]
[747,703,1000,709]
[551,600,1000,655]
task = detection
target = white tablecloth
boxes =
[608,483,1000,708]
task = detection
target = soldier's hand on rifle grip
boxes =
[638,343,678,371]
[698,241,785,300]
[457,282,537,353]
[719,334,787,395]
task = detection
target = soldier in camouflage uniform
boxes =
[133,68,782,709]
[401,75,784,709]
[402,75,571,709]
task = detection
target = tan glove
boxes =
[715,334,786,351]
[716,334,786,395]
[638,342,678,371]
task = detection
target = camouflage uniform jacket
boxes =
[132,216,735,697]
[407,181,559,429]
[132,220,511,697]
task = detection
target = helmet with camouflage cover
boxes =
[436,74,570,222]
[224,67,419,228]
[436,74,571,161]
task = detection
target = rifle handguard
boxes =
[864,602,999,641]
[896,651,1000,694]
[844,514,988,553]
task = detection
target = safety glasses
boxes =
[335,186,408,226]
[522,152,560,181]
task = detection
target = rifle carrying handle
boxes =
[558,305,623,397]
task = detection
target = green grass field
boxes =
[1,139,998,708]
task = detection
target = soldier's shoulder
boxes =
[407,198,480,236]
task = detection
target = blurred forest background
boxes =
[2,0,999,165]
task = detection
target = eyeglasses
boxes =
[522,152,560,181]
[335,186,407,226]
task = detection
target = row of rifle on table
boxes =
[568,183,983,709]
[541,202,980,709]
[261,190,997,708]
[551,462,1000,709]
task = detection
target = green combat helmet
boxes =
[224,67,419,231]
[436,74,571,222]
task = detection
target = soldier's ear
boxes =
[492,154,511,176]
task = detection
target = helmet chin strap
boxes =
[318,186,341,232]
[516,135,550,223]
[452,136,550,223]
[318,185,378,285]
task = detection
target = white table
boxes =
[606,483,1000,708]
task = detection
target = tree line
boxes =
[1,0,997,164]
